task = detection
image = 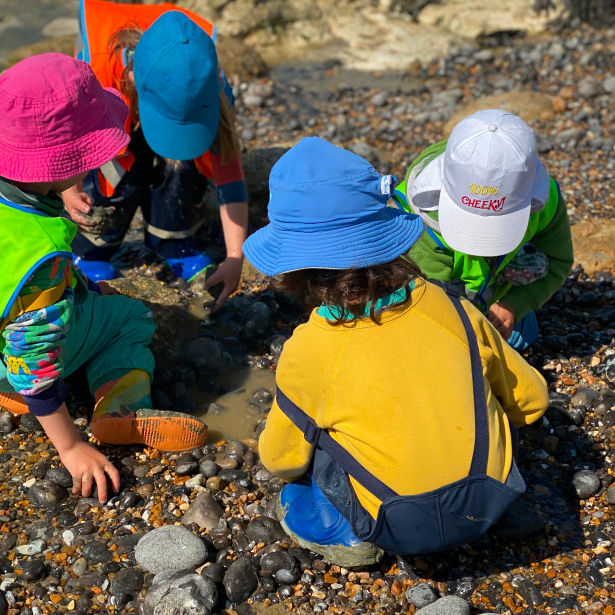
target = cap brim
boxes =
[531,159,550,212]
[139,95,220,161]
[244,208,424,277]
[408,155,443,211]
[439,186,531,257]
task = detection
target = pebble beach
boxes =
[1,9,615,615]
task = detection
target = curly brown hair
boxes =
[274,257,424,325]
[108,24,240,165]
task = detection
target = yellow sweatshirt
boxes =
[259,279,548,519]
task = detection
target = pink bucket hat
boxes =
[0,53,130,183]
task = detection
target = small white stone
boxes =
[63,530,75,547]
[22,477,37,489]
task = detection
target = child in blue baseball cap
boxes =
[65,2,248,310]
[244,137,548,565]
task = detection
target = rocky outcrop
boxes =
[443,91,556,136]
[571,220,615,274]
[417,0,565,39]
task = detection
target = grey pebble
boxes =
[82,541,112,563]
[135,526,208,574]
[143,571,217,615]
[407,583,439,608]
[27,480,67,508]
[181,491,223,530]
[45,467,73,489]
[573,470,601,499]
[223,558,259,603]
[200,460,219,478]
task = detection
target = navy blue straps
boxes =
[445,289,490,475]
[276,390,398,503]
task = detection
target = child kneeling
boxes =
[395,110,574,352]
[0,54,207,503]
[244,138,548,564]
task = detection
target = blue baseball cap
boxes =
[243,138,424,276]
[134,12,220,161]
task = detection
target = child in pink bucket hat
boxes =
[0,54,208,503]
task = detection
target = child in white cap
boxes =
[394,110,573,351]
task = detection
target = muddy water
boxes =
[182,299,276,444]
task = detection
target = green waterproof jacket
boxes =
[0,199,88,346]
[393,140,574,321]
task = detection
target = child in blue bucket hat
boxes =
[244,137,548,565]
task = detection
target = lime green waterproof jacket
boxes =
[394,140,574,321]
[0,199,88,344]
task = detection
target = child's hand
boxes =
[204,256,243,312]
[488,302,516,340]
[63,186,95,231]
[60,441,120,504]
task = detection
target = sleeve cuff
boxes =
[24,379,68,416]
[217,180,248,205]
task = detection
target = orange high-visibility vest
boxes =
[77,0,215,195]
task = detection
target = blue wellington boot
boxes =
[277,479,383,566]
[73,256,117,282]
[167,253,214,283]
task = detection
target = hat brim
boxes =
[0,87,130,183]
[139,94,220,161]
[438,185,531,257]
[244,207,424,277]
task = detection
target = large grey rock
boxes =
[135,526,208,574]
[142,570,217,615]
[181,492,224,530]
[182,339,233,376]
[407,583,439,608]
[416,596,470,615]
[223,558,259,603]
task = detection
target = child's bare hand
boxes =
[97,281,118,296]
[63,188,94,231]
[204,256,243,312]
[60,441,120,504]
[488,302,516,340]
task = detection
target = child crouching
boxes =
[244,137,549,564]
[0,54,207,503]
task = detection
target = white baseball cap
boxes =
[409,109,550,257]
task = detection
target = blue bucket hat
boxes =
[134,12,220,161]
[243,138,424,276]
